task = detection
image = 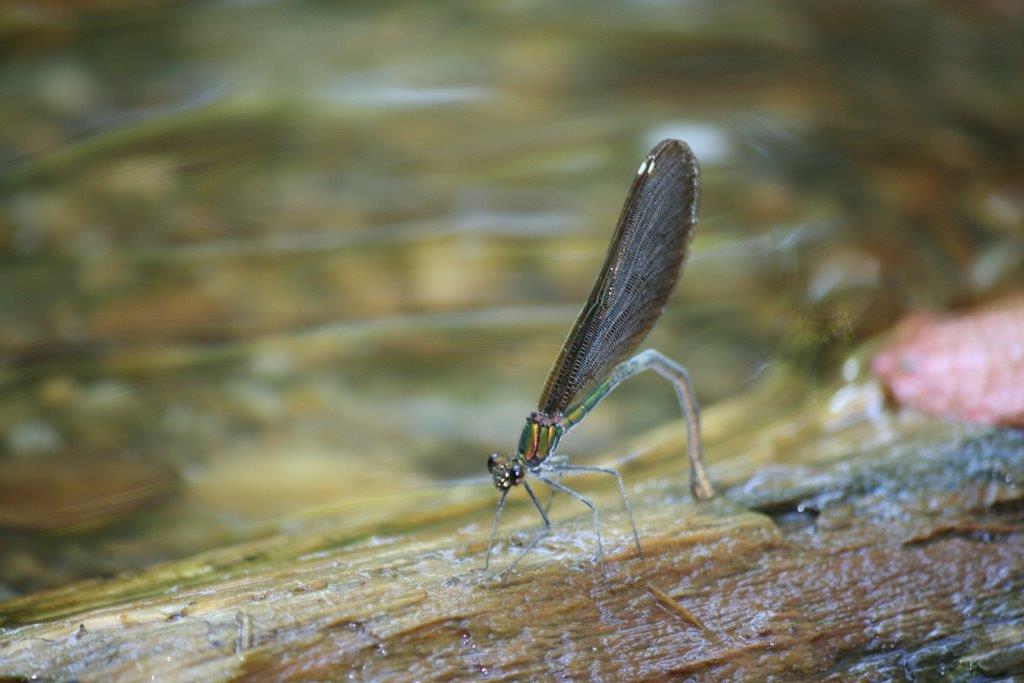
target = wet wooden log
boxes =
[0,376,1022,681]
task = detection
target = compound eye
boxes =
[509,463,525,484]
[486,453,501,473]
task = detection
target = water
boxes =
[1,0,1022,594]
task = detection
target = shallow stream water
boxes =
[1,0,1022,595]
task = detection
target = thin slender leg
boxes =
[549,464,642,558]
[483,488,509,571]
[542,472,562,515]
[537,475,606,578]
[669,362,715,501]
[540,455,568,515]
[562,349,715,501]
[499,482,552,580]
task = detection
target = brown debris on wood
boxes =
[646,582,712,634]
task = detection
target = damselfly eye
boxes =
[509,463,525,484]
[487,453,501,473]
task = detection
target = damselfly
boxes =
[485,139,716,578]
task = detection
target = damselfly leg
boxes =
[483,488,509,572]
[540,454,569,515]
[536,474,606,578]
[496,482,552,581]
[563,349,714,501]
[545,463,642,558]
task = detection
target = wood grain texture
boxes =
[1,375,1022,681]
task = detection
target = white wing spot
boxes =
[637,159,649,175]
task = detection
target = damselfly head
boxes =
[487,452,525,491]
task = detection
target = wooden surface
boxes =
[1,375,1022,681]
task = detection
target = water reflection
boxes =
[1,0,1022,594]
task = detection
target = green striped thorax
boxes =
[486,412,564,491]
[518,412,564,466]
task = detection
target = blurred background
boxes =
[1,0,1022,597]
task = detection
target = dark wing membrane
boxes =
[538,139,700,414]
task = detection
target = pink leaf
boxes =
[871,295,1024,426]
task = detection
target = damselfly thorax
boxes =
[518,412,563,466]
